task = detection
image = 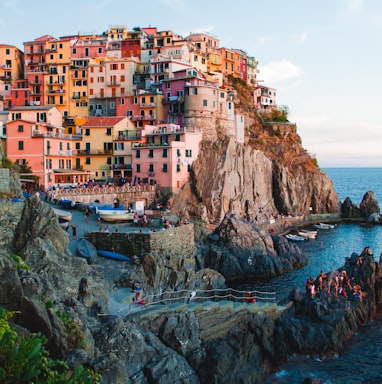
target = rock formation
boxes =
[170,124,340,225]
[0,173,382,383]
[196,212,308,282]
[341,190,381,222]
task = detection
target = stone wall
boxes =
[86,223,195,258]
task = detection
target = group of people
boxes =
[305,266,366,301]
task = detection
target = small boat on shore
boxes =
[77,239,97,263]
[285,234,306,242]
[97,250,132,262]
[97,209,135,222]
[298,229,318,239]
[53,207,73,222]
[314,222,336,230]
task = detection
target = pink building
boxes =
[254,86,277,109]
[6,105,88,188]
[131,123,201,194]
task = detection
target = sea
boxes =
[256,168,382,384]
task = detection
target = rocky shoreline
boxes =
[0,168,382,383]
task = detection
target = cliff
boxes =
[170,79,340,224]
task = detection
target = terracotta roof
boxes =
[81,116,126,127]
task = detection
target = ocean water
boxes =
[261,168,382,383]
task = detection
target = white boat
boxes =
[314,222,336,230]
[285,234,306,242]
[298,231,317,239]
[53,207,73,222]
[97,209,135,222]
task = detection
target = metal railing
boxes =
[115,287,276,318]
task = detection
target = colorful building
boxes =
[5,105,88,188]
[131,123,202,193]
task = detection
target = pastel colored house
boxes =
[254,86,277,110]
[131,123,202,194]
[79,116,132,181]
[5,105,88,188]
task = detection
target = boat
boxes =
[53,207,73,222]
[97,209,135,222]
[285,234,306,242]
[97,250,132,262]
[77,239,97,263]
[298,229,318,239]
[314,222,336,230]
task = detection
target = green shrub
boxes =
[0,310,100,383]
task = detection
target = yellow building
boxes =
[79,116,130,181]
[43,37,72,116]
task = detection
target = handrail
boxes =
[116,287,276,318]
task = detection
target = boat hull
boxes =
[97,250,131,261]
[97,209,134,222]
[53,207,73,222]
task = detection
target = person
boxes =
[84,208,89,224]
[96,212,101,226]
[133,212,139,226]
[71,224,77,240]
[188,290,196,303]
[305,277,315,298]
[245,292,256,304]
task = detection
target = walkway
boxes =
[105,287,292,322]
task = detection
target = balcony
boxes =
[115,135,141,141]
[111,164,131,169]
[139,102,156,108]
[106,81,120,86]
[46,89,66,94]
[130,114,156,121]
[76,149,113,156]
[32,131,81,140]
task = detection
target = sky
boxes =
[1,0,382,167]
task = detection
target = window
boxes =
[185,149,192,157]
[17,125,23,132]
[85,157,91,164]
[106,128,112,136]
[162,148,168,158]
[59,142,63,151]
[177,149,181,157]
[148,149,154,158]
[176,164,181,172]
[5,48,10,54]
[162,164,168,172]
[149,164,154,172]
[106,157,112,165]
[203,99,208,107]
[187,164,192,172]
[18,141,24,150]
[136,164,141,172]
[98,47,102,54]
[67,143,70,150]
[136,149,140,158]
[85,128,90,136]
[110,102,115,109]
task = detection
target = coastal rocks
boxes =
[341,190,380,221]
[197,213,308,282]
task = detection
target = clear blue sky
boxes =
[1,0,382,167]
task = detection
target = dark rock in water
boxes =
[341,196,361,218]
[342,190,380,220]
[197,212,308,282]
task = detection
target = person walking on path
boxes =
[84,208,89,224]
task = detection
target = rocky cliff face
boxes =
[170,124,340,224]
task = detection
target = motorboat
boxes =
[314,223,336,230]
[285,234,306,242]
[97,209,135,222]
[298,229,317,239]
